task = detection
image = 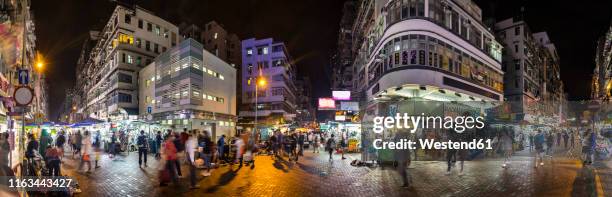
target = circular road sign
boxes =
[14,86,33,106]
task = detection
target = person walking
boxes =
[25,134,39,176]
[55,131,66,162]
[563,131,569,149]
[161,134,178,186]
[340,137,348,160]
[312,133,320,153]
[137,130,149,167]
[582,129,597,165]
[75,131,83,158]
[109,131,117,159]
[217,134,226,163]
[546,132,554,156]
[172,132,184,178]
[570,130,576,148]
[297,132,305,156]
[325,134,336,161]
[233,133,245,167]
[93,131,101,169]
[556,131,562,147]
[155,131,162,159]
[534,130,545,168]
[201,131,213,176]
[500,130,513,168]
[528,133,534,152]
[70,132,77,158]
[79,131,92,173]
[39,129,52,159]
[395,130,412,188]
[269,133,278,158]
[185,131,199,189]
[45,146,61,176]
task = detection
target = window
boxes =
[514,44,518,53]
[263,47,268,54]
[246,48,253,56]
[154,43,159,53]
[154,25,161,36]
[135,38,141,48]
[272,45,283,52]
[272,87,284,96]
[515,26,520,36]
[214,32,218,39]
[118,93,132,103]
[127,55,133,64]
[146,79,151,87]
[118,33,133,45]
[219,75,224,80]
[118,73,132,83]
[122,53,126,63]
[257,47,263,55]
[136,56,142,65]
[147,23,152,32]
[138,19,143,29]
[124,14,131,24]
[248,64,253,75]
[162,47,167,52]
[514,59,520,70]
[145,41,151,51]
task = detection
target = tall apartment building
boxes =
[496,18,566,120]
[294,77,316,125]
[239,38,298,133]
[351,0,504,105]
[139,38,236,139]
[591,20,612,101]
[77,5,179,121]
[331,1,357,92]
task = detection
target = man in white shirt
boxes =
[185,131,199,189]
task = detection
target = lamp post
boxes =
[254,77,266,137]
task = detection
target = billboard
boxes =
[318,98,336,110]
[340,101,359,111]
[334,115,346,121]
[332,91,351,100]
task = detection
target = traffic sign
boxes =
[147,106,152,114]
[17,69,29,85]
[146,114,153,121]
[13,86,33,106]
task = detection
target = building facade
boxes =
[592,20,612,101]
[139,38,236,139]
[496,18,566,121]
[75,5,179,121]
[239,38,299,133]
[331,0,357,93]
[350,0,504,105]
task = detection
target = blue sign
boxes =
[17,69,29,85]
[147,106,152,114]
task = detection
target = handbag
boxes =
[82,154,90,161]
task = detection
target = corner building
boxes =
[139,39,237,140]
[353,0,503,104]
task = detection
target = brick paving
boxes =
[53,147,610,197]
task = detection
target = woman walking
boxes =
[79,131,92,173]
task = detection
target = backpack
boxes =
[326,139,335,149]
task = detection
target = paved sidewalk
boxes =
[54,148,608,197]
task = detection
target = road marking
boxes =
[595,169,604,197]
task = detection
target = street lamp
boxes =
[254,76,267,137]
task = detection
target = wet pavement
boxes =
[54,146,610,197]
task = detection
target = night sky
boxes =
[31,0,611,121]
